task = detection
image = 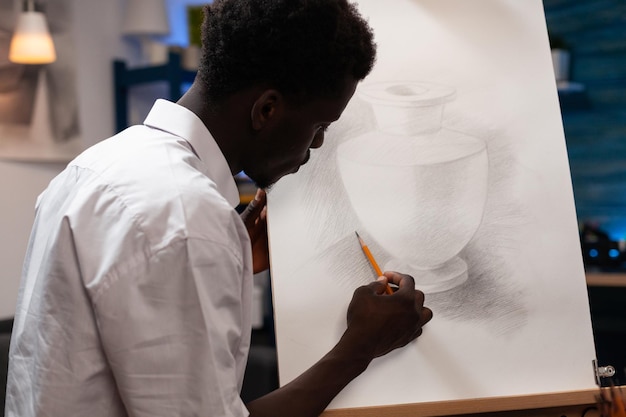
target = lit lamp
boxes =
[9,0,56,64]
[122,0,170,65]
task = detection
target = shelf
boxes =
[586,272,626,287]
[557,81,590,111]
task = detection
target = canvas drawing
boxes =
[267,0,598,411]
[0,0,82,162]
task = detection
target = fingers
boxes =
[241,189,267,228]
[364,276,389,295]
[347,271,434,359]
[380,271,432,326]
[249,189,267,214]
[383,271,415,293]
[420,306,433,326]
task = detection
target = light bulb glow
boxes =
[9,11,56,64]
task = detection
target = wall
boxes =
[544,0,626,381]
[0,0,126,318]
[544,0,626,241]
[0,0,212,319]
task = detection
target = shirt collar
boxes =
[143,99,240,208]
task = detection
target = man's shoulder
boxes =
[57,123,244,241]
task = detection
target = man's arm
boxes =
[246,272,432,417]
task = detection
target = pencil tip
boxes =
[355,231,360,238]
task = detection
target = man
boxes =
[6,1,432,416]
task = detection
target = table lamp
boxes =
[122,0,170,65]
[9,0,56,64]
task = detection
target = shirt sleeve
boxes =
[90,237,251,417]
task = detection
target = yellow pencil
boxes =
[355,232,394,295]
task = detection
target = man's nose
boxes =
[310,131,325,149]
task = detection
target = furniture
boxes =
[113,51,196,133]
[586,272,626,385]
[0,318,14,417]
[241,344,278,403]
[320,388,610,416]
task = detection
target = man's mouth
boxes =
[291,152,310,173]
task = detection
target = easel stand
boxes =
[321,388,620,417]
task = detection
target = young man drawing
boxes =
[6,1,432,416]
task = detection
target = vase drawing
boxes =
[337,81,488,293]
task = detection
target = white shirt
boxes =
[6,100,253,417]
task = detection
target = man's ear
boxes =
[251,90,283,131]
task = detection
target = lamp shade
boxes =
[122,0,170,36]
[9,11,56,64]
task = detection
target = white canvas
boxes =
[267,0,598,410]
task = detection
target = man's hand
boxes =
[240,189,269,274]
[246,271,431,417]
[343,271,432,359]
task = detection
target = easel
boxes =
[321,364,620,417]
[322,389,601,417]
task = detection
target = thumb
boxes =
[369,276,389,295]
[240,189,266,227]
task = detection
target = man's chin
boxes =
[245,170,294,192]
[244,172,273,192]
